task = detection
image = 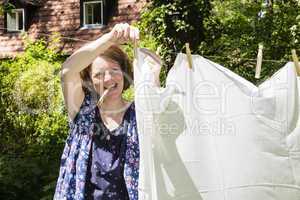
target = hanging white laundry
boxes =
[286,76,300,187]
[134,48,300,200]
[297,77,300,127]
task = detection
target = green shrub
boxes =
[0,35,68,199]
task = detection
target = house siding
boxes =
[0,0,147,58]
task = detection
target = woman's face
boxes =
[90,57,124,100]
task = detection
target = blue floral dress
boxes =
[54,89,140,200]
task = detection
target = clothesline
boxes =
[0,27,92,43]
[174,45,292,63]
[0,27,297,63]
[203,55,289,63]
[166,51,290,63]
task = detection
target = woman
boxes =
[54,23,160,200]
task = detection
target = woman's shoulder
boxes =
[127,101,136,114]
[129,101,135,109]
[68,88,97,126]
[125,101,137,125]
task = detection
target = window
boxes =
[6,9,25,32]
[83,1,103,27]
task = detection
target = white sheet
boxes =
[134,48,300,200]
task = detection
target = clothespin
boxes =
[291,49,300,76]
[156,45,161,55]
[255,44,263,79]
[185,43,193,69]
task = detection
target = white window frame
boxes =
[6,8,25,32]
[83,0,104,27]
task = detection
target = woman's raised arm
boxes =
[60,23,139,121]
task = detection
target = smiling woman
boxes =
[80,45,133,101]
[54,23,161,200]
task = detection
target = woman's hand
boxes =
[107,23,139,45]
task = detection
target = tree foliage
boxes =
[139,0,213,71]
[139,0,300,84]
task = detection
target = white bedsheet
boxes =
[134,48,300,200]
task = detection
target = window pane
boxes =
[93,3,101,24]
[18,11,23,30]
[85,4,93,24]
[7,12,17,31]
[7,10,24,31]
[84,2,102,25]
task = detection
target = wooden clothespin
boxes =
[185,43,193,69]
[255,44,263,79]
[291,49,300,76]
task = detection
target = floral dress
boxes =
[54,89,140,200]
